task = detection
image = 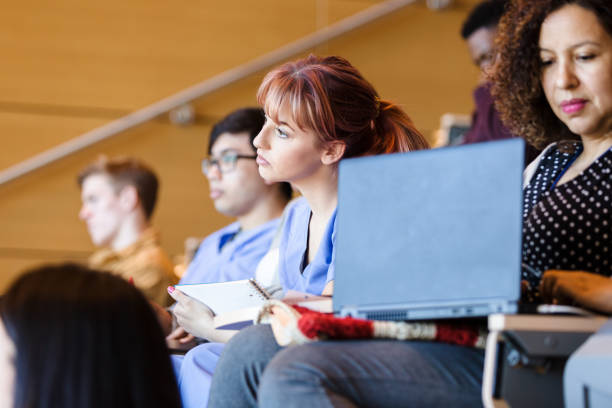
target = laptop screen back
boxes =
[333,139,524,319]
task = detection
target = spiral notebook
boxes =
[175,278,271,315]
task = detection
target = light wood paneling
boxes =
[0,0,376,110]
[0,0,484,292]
[0,112,109,169]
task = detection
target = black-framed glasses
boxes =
[201,150,257,176]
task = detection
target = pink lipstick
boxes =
[560,99,587,114]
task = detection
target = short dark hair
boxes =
[492,0,612,149]
[0,263,181,408]
[208,107,265,154]
[461,0,508,39]
[77,156,159,220]
[209,108,293,201]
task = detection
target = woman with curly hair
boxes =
[206,1,612,407]
[491,0,611,299]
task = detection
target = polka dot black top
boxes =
[522,142,611,290]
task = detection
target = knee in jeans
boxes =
[260,344,326,390]
[224,325,271,359]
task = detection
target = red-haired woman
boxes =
[170,55,428,407]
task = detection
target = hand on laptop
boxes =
[540,270,612,315]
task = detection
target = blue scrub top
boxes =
[180,218,280,285]
[172,201,337,408]
[277,197,337,295]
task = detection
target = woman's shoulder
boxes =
[522,141,581,187]
[537,141,583,169]
[537,141,581,159]
[283,196,310,219]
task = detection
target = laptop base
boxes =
[340,301,518,321]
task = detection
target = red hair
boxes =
[257,55,428,158]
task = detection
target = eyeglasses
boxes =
[201,150,257,176]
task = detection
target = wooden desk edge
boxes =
[488,313,608,332]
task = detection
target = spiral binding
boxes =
[249,278,272,300]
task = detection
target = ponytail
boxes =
[371,100,430,154]
[258,55,429,159]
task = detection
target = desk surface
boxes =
[488,314,608,332]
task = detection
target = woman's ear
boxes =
[321,141,346,165]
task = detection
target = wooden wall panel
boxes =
[0,112,108,169]
[0,0,483,292]
[0,0,375,110]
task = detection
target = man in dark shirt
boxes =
[460,0,539,162]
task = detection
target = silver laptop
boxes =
[333,138,524,320]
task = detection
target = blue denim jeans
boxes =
[208,324,484,408]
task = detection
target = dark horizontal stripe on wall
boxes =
[0,247,91,261]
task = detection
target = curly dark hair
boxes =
[491,0,612,150]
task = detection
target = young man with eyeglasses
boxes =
[159,107,292,349]
[152,107,291,403]
[180,107,292,286]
